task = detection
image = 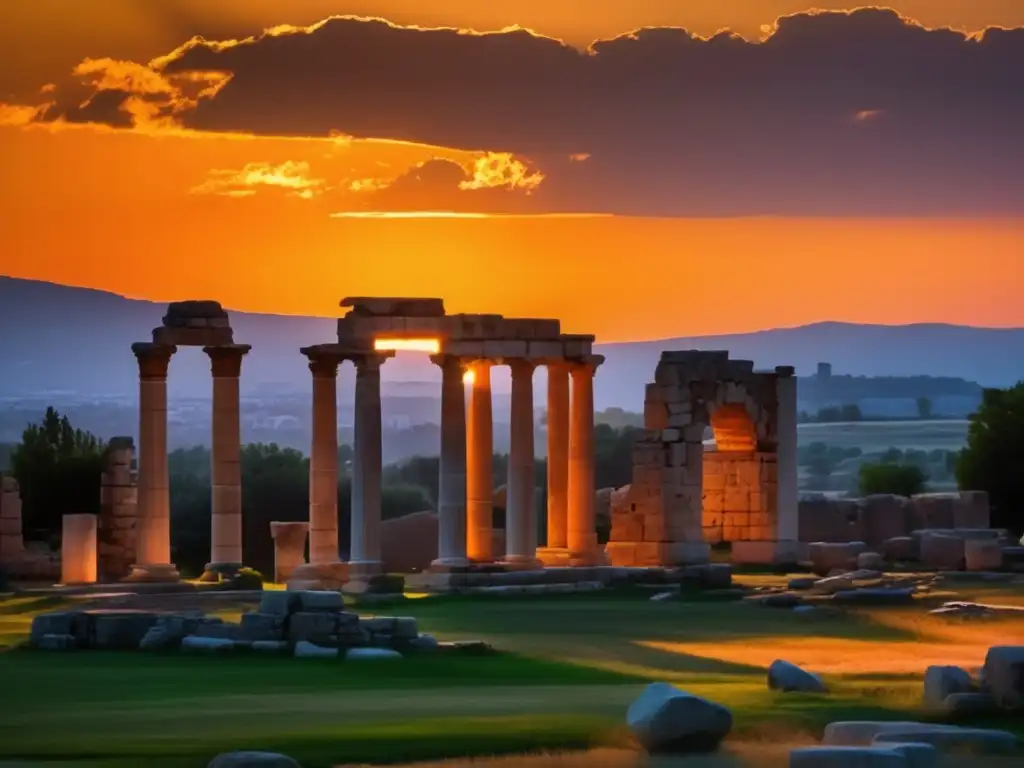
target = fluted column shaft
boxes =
[205,344,250,569]
[432,354,469,568]
[545,362,570,549]
[567,357,602,563]
[505,358,539,565]
[466,361,494,562]
[350,353,387,574]
[130,342,179,581]
[307,354,341,565]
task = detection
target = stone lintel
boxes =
[341,296,446,317]
[131,342,176,379]
[775,365,796,377]
[153,325,234,347]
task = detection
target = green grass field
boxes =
[797,419,969,453]
[0,579,1022,767]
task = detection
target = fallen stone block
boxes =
[964,539,1003,571]
[37,633,76,650]
[886,742,940,768]
[240,612,285,642]
[92,611,158,650]
[207,751,301,767]
[626,682,732,754]
[251,640,288,653]
[181,636,235,653]
[30,611,88,648]
[294,590,345,612]
[788,577,817,591]
[857,552,885,571]
[880,537,916,562]
[407,633,439,652]
[919,533,965,570]
[809,542,866,576]
[822,722,948,747]
[942,692,999,717]
[257,591,296,617]
[346,647,402,661]
[923,665,974,709]
[874,727,1019,755]
[983,645,1024,709]
[294,641,337,659]
[767,659,828,693]
[788,746,909,767]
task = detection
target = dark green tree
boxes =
[916,396,934,420]
[858,462,927,497]
[956,383,1024,533]
[10,407,107,542]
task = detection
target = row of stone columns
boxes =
[129,342,249,581]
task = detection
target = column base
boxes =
[199,562,245,582]
[123,563,181,583]
[566,548,609,567]
[500,554,544,571]
[535,547,571,566]
[429,556,472,572]
[286,561,348,590]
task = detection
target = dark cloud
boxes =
[17,9,1024,215]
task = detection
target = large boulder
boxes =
[767,660,828,693]
[208,753,300,768]
[922,665,974,709]
[983,646,1024,709]
[626,682,732,754]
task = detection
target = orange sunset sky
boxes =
[1,0,1022,341]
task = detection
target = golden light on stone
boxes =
[373,338,441,354]
[463,369,476,385]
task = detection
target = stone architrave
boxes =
[127,342,180,582]
[204,344,251,573]
[504,358,540,567]
[349,353,388,576]
[0,474,24,559]
[431,354,470,569]
[567,356,603,564]
[61,514,97,585]
[270,521,309,583]
[543,361,570,556]
[98,437,138,581]
[466,360,494,563]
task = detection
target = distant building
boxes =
[816,362,833,379]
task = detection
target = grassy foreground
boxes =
[0,579,1022,767]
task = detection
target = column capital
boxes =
[204,344,252,378]
[132,342,176,380]
[302,346,343,379]
[507,357,537,376]
[352,350,394,374]
[429,353,467,372]
[569,354,605,378]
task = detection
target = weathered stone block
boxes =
[965,539,1003,571]
[240,612,286,642]
[92,611,158,649]
[920,533,965,570]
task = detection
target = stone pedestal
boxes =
[466,361,494,563]
[0,474,24,560]
[350,353,388,577]
[270,521,309,583]
[127,343,180,582]
[204,345,250,574]
[504,359,540,568]
[431,355,470,569]
[567,358,602,565]
[61,514,97,585]
[98,438,138,581]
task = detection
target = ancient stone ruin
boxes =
[98,438,138,581]
[606,351,799,567]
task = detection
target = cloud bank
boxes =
[9,9,1024,216]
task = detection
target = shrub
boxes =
[858,462,927,497]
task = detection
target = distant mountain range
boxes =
[2,276,1022,408]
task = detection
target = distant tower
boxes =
[816,362,832,380]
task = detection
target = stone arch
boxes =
[708,402,758,452]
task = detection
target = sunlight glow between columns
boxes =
[372,338,441,354]
[463,369,476,385]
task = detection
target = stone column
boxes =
[539,361,570,561]
[431,354,470,569]
[204,344,251,575]
[61,514,97,585]
[307,352,342,567]
[774,366,800,563]
[504,358,540,567]
[98,438,137,582]
[0,475,24,560]
[466,360,494,563]
[127,342,179,582]
[349,352,389,577]
[270,521,309,583]
[567,356,603,565]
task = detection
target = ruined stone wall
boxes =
[98,438,138,581]
[798,491,991,546]
[606,351,788,567]
[702,450,778,544]
[0,474,24,563]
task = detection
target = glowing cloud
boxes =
[191,160,327,198]
[459,152,544,191]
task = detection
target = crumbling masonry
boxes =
[606,351,799,567]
